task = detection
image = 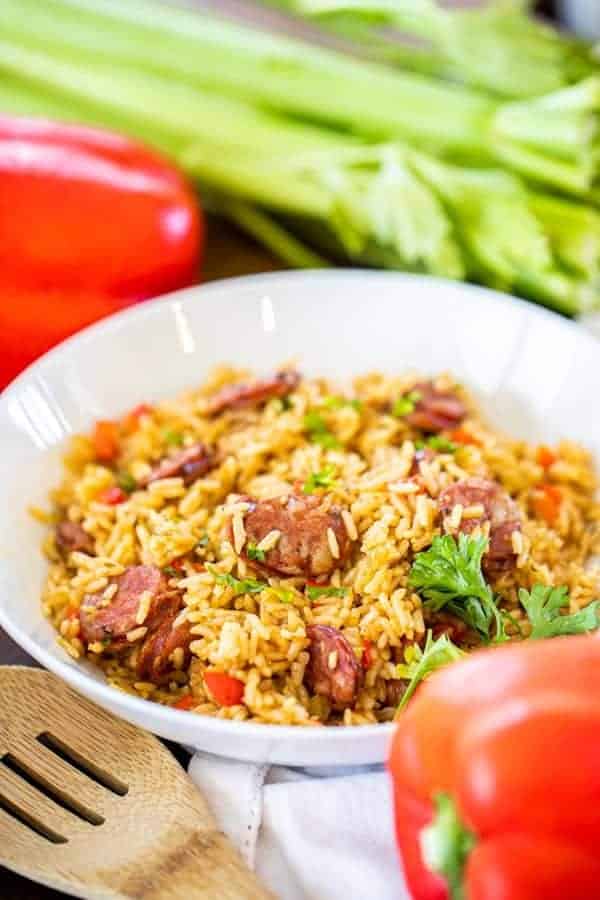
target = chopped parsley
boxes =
[195,534,210,549]
[269,586,295,604]
[303,464,338,494]
[162,565,180,578]
[394,630,465,717]
[303,411,341,449]
[519,585,600,639]
[409,534,506,643]
[116,471,137,494]
[163,429,185,447]
[306,584,348,601]
[392,390,422,418]
[322,395,363,412]
[246,542,267,563]
[207,565,266,596]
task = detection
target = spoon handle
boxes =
[119,829,276,900]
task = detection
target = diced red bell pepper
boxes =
[204,671,245,707]
[389,636,600,900]
[97,486,127,506]
[92,420,120,463]
[533,483,563,525]
[174,695,196,711]
[362,639,374,670]
[536,446,557,469]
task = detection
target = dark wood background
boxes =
[1,0,557,896]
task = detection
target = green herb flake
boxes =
[322,395,363,412]
[246,542,267,563]
[207,565,266,596]
[163,429,185,447]
[270,586,295,604]
[162,565,180,578]
[306,584,348,601]
[519,584,600,639]
[392,390,422,418]
[279,395,293,412]
[303,464,338,494]
[426,435,458,453]
[303,411,341,449]
[195,534,210,549]
[394,630,466,716]
[116,471,137,494]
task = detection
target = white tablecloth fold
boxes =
[188,754,410,900]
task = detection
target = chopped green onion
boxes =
[392,391,422,418]
[116,471,137,493]
[303,411,341,449]
[163,429,185,447]
[322,395,363,411]
[207,565,267,595]
[303,464,338,494]
[426,436,458,453]
[246,542,267,563]
[307,584,348,600]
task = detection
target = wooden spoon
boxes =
[0,666,275,900]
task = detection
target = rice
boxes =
[39,366,600,726]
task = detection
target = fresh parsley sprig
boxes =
[394,630,466,717]
[306,584,348,601]
[409,534,506,642]
[518,585,600,639]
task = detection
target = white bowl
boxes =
[2,271,600,767]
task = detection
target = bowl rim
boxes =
[1,268,597,744]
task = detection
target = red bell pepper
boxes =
[389,635,600,900]
[0,116,203,388]
[204,671,245,707]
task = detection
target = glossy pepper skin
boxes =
[0,116,203,387]
[388,635,600,900]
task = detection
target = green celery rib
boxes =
[207,198,330,270]
[263,0,597,100]
[2,0,596,195]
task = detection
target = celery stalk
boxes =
[263,0,597,99]
[1,0,597,196]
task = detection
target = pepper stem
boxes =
[420,793,476,900]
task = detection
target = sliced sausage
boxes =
[305,625,363,710]
[206,370,300,416]
[438,477,521,576]
[239,493,354,578]
[80,565,170,646]
[430,613,470,643]
[135,599,193,683]
[405,381,466,433]
[55,521,95,556]
[140,442,215,487]
[385,679,406,708]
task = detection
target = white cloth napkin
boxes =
[188,753,409,900]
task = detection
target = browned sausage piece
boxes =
[438,477,522,576]
[385,679,406,708]
[206,370,300,416]
[140,442,215,487]
[55,521,95,556]
[305,625,363,710]
[405,381,466,433]
[80,565,170,646]
[240,493,353,578]
[135,598,193,683]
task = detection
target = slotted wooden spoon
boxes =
[0,666,274,900]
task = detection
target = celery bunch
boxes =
[0,0,599,314]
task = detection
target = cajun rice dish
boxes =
[39,367,600,726]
